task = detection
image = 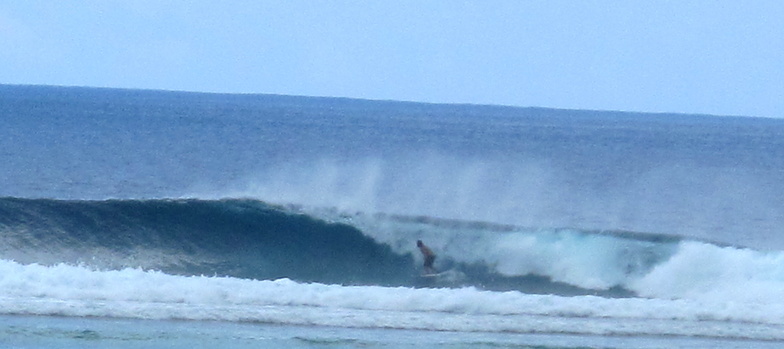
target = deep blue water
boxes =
[3,85,784,248]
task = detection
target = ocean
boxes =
[2,84,784,348]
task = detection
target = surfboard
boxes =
[417,269,464,281]
[414,269,466,288]
[414,273,441,286]
[420,270,449,278]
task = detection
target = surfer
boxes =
[416,240,436,275]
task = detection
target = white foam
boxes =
[631,241,784,303]
[2,259,784,340]
[310,212,677,291]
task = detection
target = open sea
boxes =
[2,85,784,348]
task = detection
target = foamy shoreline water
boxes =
[2,260,784,341]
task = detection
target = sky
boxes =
[1,1,783,118]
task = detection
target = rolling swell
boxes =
[0,198,414,286]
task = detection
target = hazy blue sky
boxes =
[1,1,783,118]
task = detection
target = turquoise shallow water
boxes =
[2,315,781,349]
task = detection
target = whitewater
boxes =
[2,85,784,348]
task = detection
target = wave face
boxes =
[0,198,413,286]
[0,197,673,295]
[5,197,784,303]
